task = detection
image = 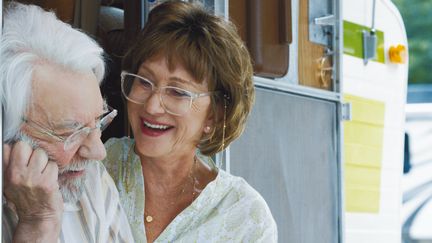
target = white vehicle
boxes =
[227,0,408,242]
[0,0,408,242]
[402,88,432,243]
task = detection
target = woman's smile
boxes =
[140,117,174,137]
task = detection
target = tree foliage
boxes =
[392,0,432,84]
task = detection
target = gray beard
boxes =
[18,133,90,204]
[58,159,91,204]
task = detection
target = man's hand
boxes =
[3,141,63,242]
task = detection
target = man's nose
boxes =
[77,129,106,160]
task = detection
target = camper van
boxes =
[0,0,408,242]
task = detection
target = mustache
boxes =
[58,159,92,175]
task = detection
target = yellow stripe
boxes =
[343,94,385,213]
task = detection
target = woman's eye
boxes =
[166,88,191,98]
[137,78,153,89]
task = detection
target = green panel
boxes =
[344,20,385,63]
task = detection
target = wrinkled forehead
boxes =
[27,63,104,126]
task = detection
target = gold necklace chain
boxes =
[144,156,199,223]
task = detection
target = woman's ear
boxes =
[203,103,222,134]
[203,114,215,134]
[203,125,212,133]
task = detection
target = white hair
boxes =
[1,3,105,142]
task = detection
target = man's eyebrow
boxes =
[51,120,82,131]
[102,99,108,113]
[52,100,108,131]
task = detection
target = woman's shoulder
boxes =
[104,137,134,150]
[217,172,276,220]
[103,137,134,179]
[212,170,278,241]
[218,170,266,204]
[104,137,134,159]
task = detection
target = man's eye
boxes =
[56,131,75,138]
[56,126,84,138]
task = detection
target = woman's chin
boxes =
[134,140,171,158]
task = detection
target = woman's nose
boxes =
[144,91,166,115]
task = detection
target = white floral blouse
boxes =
[103,137,278,243]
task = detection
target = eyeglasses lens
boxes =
[63,109,117,150]
[122,74,192,116]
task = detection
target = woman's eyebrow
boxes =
[138,66,155,78]
[170,76,191,84]
[169,77,202,89]
[139,65,202,89]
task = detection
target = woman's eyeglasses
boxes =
[121,71,216,116]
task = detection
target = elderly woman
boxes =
[103,1,277,242]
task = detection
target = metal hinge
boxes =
[310,14,335,46]
[363,30,377,65]
[341,102,352,121]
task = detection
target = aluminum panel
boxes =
[229,88,340,242]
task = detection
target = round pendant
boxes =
[146,215,153,223]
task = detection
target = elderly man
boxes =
[1,3,133,242]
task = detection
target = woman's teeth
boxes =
[143,121,170,130]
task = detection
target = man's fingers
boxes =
[3,144,12,170]
[42,161,59,181]
[28,148,49,173]
[39,161,60,195]
[9,141,34,169]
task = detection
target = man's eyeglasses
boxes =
[23,106,117,151]
[121,71,217,116]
